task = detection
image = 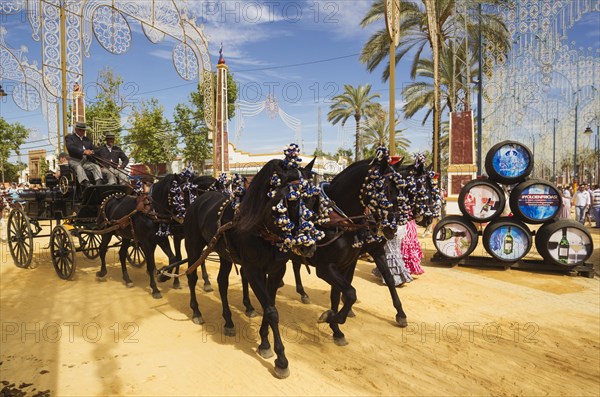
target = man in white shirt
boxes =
[573,184,591,225]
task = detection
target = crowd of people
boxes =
[560,183,600,228]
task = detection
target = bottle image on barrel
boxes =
[558,228,570,264]
[503,226,514,255]
[479,198,492,216]
[437,226,466,241]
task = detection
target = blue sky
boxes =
[1,1,599,162]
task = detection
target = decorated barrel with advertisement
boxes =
[509,179,561,224]
[458,179,506,223]
[432,215,479,260]
[482,217,532,263]
[535,220,594,266]
[485,141,534,185]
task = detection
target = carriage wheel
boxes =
[58,176,70,195]
[127,242,146,268]
[7,208,33,269]
[50,225,76,280]
[79,231,101,259]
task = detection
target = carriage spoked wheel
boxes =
[78,231,102,259]
[58,176,70,195]
[127,241,146,268]
[7,208,34,269]
[50,225,76,280]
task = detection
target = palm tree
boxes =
[328,84,380,161]
[360,0,511,170]
[361,106,411,156]
[402,44,478,123]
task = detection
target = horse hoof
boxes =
[334,337,348,346]
[172,283,182,290]
[300,295,311,304]
[203,284,214,292]
[347,309,356,318]
[192,316,204,325]
[257,348,274,359]
[224,326,236,337]
[274,365,290,379]
[318,310,333,323]
[152,292,162,299]
[157,275,169,283]
[125,282,134,288]
[96,275,107,282]
[396,315,408,328]
[245,309,258,318]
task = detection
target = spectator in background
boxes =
[591,184,600,228]
[559,187,572,220]
[573,184,591,224]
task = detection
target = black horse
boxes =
[167,174,231,293]
[183,156,321,378]
[95,173,191,297]
[278,153,408,345]
[289,154,440,334]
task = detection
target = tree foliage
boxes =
[0,117,30,182]
[124,98,177,173]
[174,72,238,173]
[327,84,380,161]
[360,105,411,156]
[84,68,133,143]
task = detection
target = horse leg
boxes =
[119,238,133,287]
[157,236,180,289]
[246,266,290,379]
[315,263,357,345]
[200,261,213,292]
[185,238,204,324]
[241,267,257,317]
[95,233,112,280]
[217,258,235,336]
[292,259,310,304]
[369,244,408,327]
[141,240,161,299]
[171,235,183,289]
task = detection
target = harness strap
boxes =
[184,221,234,276]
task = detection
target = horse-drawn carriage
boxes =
[4,167,145,280]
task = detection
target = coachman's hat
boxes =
[74,121,88,130]
[105,132,115,139]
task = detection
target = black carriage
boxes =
[4,169,145,280]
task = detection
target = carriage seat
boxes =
[59,164,107,185]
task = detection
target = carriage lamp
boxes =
[0,85,7,97]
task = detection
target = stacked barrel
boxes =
[433,140,594,266]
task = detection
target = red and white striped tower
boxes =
[213,44,229,175]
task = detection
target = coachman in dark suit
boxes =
[65,122,103,187]
[96,132,129,184]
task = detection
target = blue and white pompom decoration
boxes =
[267,172,283,198]
[230,173,246,210]
[282,143,302,169]
[133,179,144,196]
[375,146,390,161]
[181,164,194,180]
[217,172,229,190]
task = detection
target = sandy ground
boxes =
[1,224,599,397]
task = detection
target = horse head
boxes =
[237,145,324,258]
[392,154,442,227]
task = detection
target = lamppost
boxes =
[574,91,580,184]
